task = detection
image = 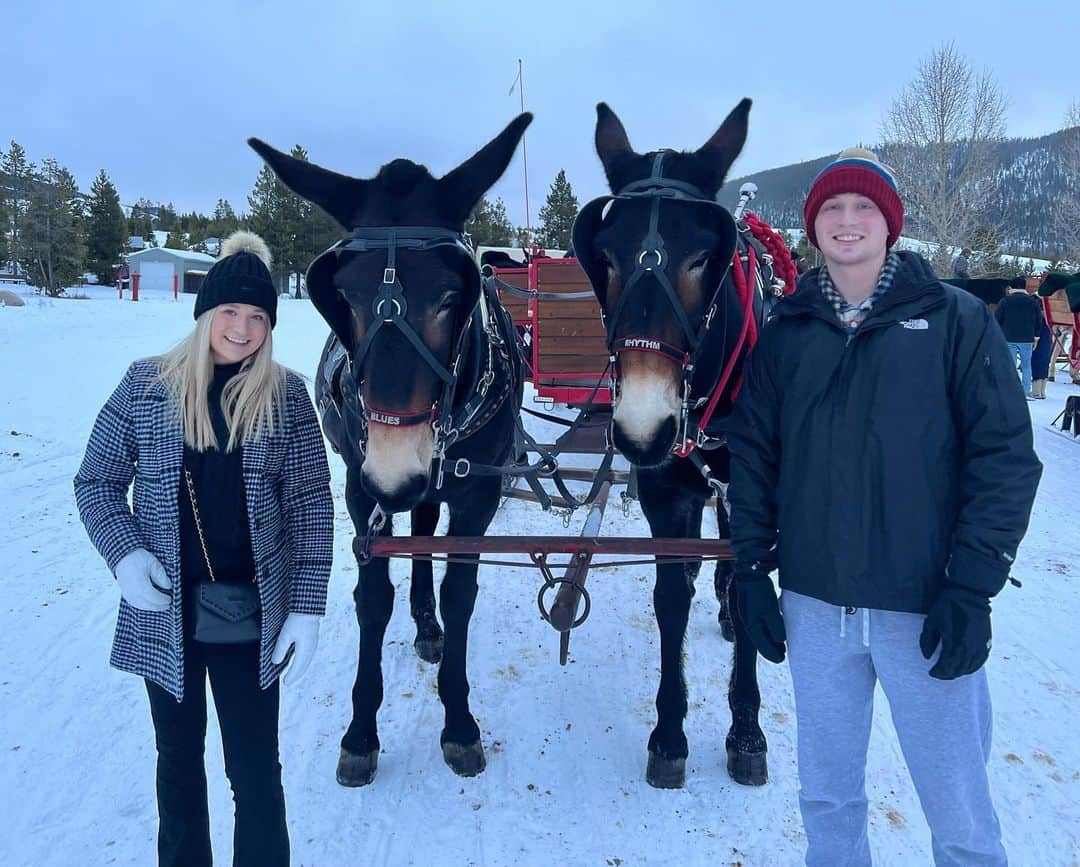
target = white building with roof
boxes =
[128,247,217,295]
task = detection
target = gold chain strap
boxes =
[184,468,219,582]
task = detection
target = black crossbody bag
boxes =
[184,469,261,644]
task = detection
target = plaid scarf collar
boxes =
[818,252,900,330]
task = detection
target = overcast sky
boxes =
[6,0,1077,229]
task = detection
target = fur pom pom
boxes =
[220,230,272,268]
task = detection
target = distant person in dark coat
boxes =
[953,247,972,279]
[1028,280,1052,398]
[995,277,1044,397]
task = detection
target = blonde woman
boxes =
[74,231,333,867]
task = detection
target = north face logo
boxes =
[899,318,929,330]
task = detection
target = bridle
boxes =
[572,151,758,460]
[309,227,509,468]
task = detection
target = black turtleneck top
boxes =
[178,362,257,609]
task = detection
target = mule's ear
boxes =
[695,98,751,188]
[595,103,635,183]
[247,138,368,229]
[439,113,533,226]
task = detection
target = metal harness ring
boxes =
[536,577,592,631]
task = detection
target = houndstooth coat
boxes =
[74,358,333,700]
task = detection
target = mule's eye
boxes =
[437,292,461,312]
[689,253,710,271]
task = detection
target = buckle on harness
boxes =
[374,297,402,321]
[453,458,471,479]
[638,249,664,270]
[383,267,396,284]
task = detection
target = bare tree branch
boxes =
[880,41,1007,274]
[1053,101,1080,264]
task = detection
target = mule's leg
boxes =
[437,480,500,777]
[726,576,769,786]
[639,475,702,789]
[337,470,395,787]
[410,501,444,664]
[714,497,736,642]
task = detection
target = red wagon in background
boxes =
[487,254,614,407]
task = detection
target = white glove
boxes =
[272,613,321,686]
[114,548,172,612]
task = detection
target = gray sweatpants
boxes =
[780,590,1007,867]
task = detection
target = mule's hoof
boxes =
[442,740,486,777]
[414,636,444,665]
[718,612,736,643]
[646,752,686,789]
[337,747,379,787]
[726,745,767,786]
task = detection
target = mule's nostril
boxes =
[612,415,678,468]
[361,472,428,513]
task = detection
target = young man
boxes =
[727,149,1042,866]
[995,276,1045,398]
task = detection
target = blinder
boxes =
[572,151,737,352]
[571,151,744,455]
[307,226,484,442]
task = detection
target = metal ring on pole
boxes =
[536,577,592,631]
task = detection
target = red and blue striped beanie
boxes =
[803,148,904,249]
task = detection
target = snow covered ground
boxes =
[1,287,1077,867]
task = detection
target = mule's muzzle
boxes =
[360,469,429,513]
[612,414,678,467]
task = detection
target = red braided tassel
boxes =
[744,212,798,296]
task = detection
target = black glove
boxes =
[736,572,786,664]
[919,584,992,680]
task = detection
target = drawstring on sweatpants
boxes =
[839,606,871,647]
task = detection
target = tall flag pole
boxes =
[509,58,532,246]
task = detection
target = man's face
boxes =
[814,193,889,267]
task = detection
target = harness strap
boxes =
[610,336,688,366]
[482,270,596,301]
[365,404,435,428]
[674,245,758,457]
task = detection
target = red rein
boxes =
[673,214,797,457]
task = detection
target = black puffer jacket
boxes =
[728,252,1042,613]
[994,290,1043,343]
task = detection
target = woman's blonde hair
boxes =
[157,308,286,451]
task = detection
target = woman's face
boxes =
[209,303,269,364]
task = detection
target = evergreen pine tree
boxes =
[465,196,515,247]
[2,141,36,275]
[537,170,579,250]
[156,202,178,232]
[0,194,8,267]
[164,230,186,249]
[207,199,240,251]
[128,198,158,245]
[248,161,289,291]
[249,145,334,297]
[85,170,127,283]
[182,210,210,248]
[20,158,86,295]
